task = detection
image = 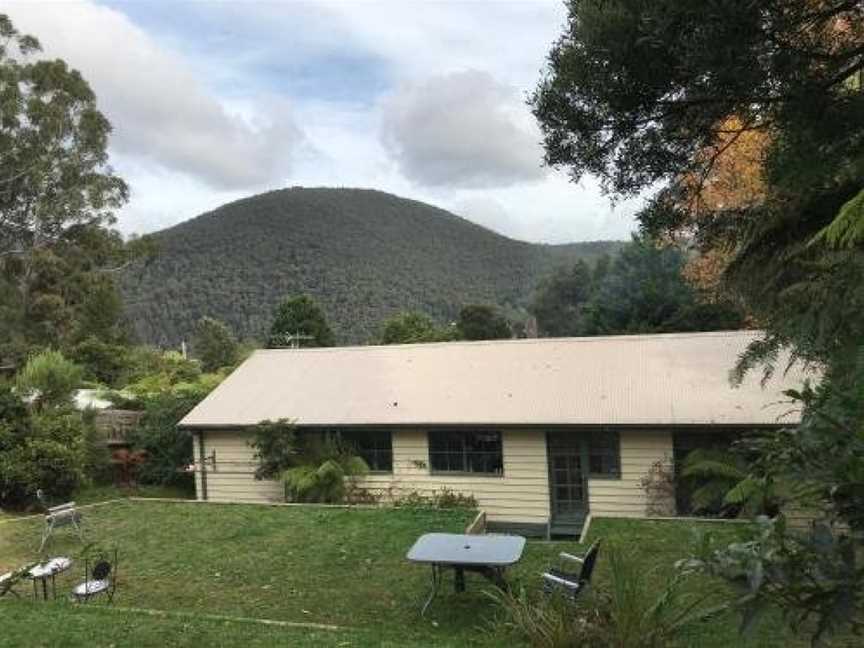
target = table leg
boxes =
[454,567,466,593]
[41,577,48,601]
[421,564,440,616]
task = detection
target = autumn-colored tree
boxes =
[679,117,771,298]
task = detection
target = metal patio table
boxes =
[29,556,72,600]
[406,532,526,615]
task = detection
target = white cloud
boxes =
[381,71,545,188]
[3,1,639,243]
[5,1,303,190]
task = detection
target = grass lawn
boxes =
[0,501,819,647]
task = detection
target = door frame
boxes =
[545,431,591,527]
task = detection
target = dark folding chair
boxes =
[541,539,601,600]
[72,550,117,603]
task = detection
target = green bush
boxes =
[249,419,298,480]
[281,435,369,504]
[125,390,200,490]
[69,336,131,387]
[0,406,88,506]
[15,349,83,409]
[494,542,727,648]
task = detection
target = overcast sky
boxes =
[7,0,642,243]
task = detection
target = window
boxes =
[428,430,503,475]
[588,430,620,478]
[338,430,393,472]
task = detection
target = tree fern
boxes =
[810,187,864,249]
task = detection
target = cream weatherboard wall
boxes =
[588,429,673,517]
[194,428,674,523]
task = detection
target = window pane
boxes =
[588,430,620,477]
[339,429,393,472]
[429,430,502,475]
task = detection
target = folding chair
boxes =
[541,539,601,600]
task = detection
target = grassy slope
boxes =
[0,502,813,647]
[120,187,624,346]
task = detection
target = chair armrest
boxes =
[559,552,584,564]
[542,572,580,589]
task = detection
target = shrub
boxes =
[494,542,727,648]
[492,586,606,648]
[69,336,131,387]
[394,487,478,510]
[0,409,88,506]
[281,434,369,504]
[125,390,199,489]
[249,419,298,480]
[15,350,83,409]
[249,423,370,504]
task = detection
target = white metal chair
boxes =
[37,489,84,552]
[72,550,117,603]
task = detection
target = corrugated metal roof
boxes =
[179,331,813,429]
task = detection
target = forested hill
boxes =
[120,187,624,345]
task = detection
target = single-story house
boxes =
[179,330,809,536]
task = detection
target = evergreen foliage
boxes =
[15,350,83,410]
[379,311,457,344]
[534,0,864,639]
[531,238,744,337]
[119,187,624,346]
[268,294,335,348]
[192,316,238,372]
[456,304,512,340]
[0,14,146,365]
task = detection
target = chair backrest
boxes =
[579,540,601,584]
[92,560,112,581]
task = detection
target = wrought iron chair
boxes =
[71,549,117,603]
[37,489,84,552]
[541,539,601,600]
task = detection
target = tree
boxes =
[192,317,238,372]
[0,15,148,364]
[533,1,864,638]
[456,305,511,341]
[531,260,594,337]
[15,350,83,410]
[379,311,456,344]
[268,295,335,348]
[581,238,744,335]
[532,1,863,197]
[531,239,744,337]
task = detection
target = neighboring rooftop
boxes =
[179,330,814,429]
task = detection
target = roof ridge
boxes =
[253,329,763,355]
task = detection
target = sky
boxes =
[6,0,643,244]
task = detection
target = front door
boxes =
[547,432,589,528]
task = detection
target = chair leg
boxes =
[38,521,53,553]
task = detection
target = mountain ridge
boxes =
[120,187,625,345]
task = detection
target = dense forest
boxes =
[120,187,623,345]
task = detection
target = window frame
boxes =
[335,428,394,474]
[427,429,504,477]
[586,429,621,480]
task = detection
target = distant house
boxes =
[179,331,809,536]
